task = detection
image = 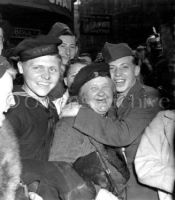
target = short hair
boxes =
[64,57,89,77]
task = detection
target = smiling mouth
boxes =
[38,82,50,86]
[115,79,125,83]
[96,99,107,104]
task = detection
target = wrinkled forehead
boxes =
[109,56,134,66]
[85,76,113,88]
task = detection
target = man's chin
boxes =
[36,90,50,98]
[116,86,127,93]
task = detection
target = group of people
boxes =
[0,20,174,200]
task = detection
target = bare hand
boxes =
[60,102,81,118]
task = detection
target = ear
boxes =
[134,65,140,77]
[64,77,68,86]
[75,46,78,56]
[17,62,24,74]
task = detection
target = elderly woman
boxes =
[49,62,129,200]
[0,55,43,200]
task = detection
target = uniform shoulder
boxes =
[143,85,159,94]
[142,85,159,97]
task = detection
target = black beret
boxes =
[102,42,134,63]
[69,62,110,96]
[12,34,62,62]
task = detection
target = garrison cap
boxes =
[102,42,134,63]
[48,22,73,38]
[69,62,110,96]
[12,34,62,62]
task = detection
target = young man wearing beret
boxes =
[63,43,161,200]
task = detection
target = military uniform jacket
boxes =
[73,81,161,164]
[73,81,161,200]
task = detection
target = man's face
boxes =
[18,55,61,98]
[81,77,113,115]
[65,63,86,88]
[109,56,140,94]
[58,35,77,65]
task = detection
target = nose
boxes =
[114,67,122,77]
[41,69,50,80]
[97,89,106,97]
[65,46,71,57]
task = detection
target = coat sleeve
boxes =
[73,100,160,147]
[134,111,175,193]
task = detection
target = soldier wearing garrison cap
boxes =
[61,42,161,200]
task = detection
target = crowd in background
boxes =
[0,17,174,200]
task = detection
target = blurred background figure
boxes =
[135,44,175,200]
[79,52,92,64]
[48,22,79,102]
[0,20,13,57]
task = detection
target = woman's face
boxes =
[80,76,114,115]
[0,72,15,125]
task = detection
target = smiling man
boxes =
[64,43,161,200]
[6,35,61,160]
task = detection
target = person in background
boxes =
[135,45,154,86]
[0,55,43,200]
[79,52,92,64]
[53,57,89,114]
[61,42,161,200]
[135,110,175,200]
[48,22,78,101]
[135,45,175,200]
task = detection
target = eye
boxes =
[32,66,41,70]
[122,64,129,69]
[70,45,76,49]
[60,44,67,48]
[109,66,114,71]
[90,86,98,92]
[49,66,57,73]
